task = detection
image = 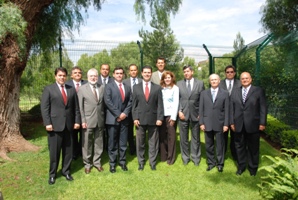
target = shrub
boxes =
[280,130,298,149]
[265,115,291,143]
[258,148,298,200]
[28,103,41,118]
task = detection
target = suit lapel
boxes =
[245,86,255,102]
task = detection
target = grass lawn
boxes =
[0,120,280,200]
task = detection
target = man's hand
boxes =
[200,124,205,131]
[179,111,185,121]
[74,123,80,129]
[82,123,87,129]
[134,120,140,127]
[230,124,235,132]
[46,125,53,132]
[156,120,162,126]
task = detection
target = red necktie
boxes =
[145,82,149,101]
[76,83,79,92]
[119,83,125,102]
[61,85,67,105]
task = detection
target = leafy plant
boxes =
[258,148,298,199]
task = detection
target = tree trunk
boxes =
[0,0,54,159]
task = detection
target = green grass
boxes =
[0,121,280,200]
[19,97,39,112]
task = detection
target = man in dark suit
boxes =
[219,65,241,160]
[77,68,105,174]
[230,72,267,176]
[97,63,113,85]
[151,57,166,85]
[132,66,164,171]
[104,67,132,173]
[41,67,81,185]
[97,63,113,151]
[65,66,87,160]
[177,65,205,166]
[199,74,229,172]
[123,64,142,155]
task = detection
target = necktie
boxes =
[187,80,191,95]
[103,78,106,85]
[212,90,216,103]
[61,85,67,105]
[133,78,136,85]
[93,85,98,102]
[119,83,125,102]
[243,88,247,104]
[76,83,80,92]
[228,80,232,95]
[145,82,149,101]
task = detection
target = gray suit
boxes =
[77,83,105,169]
[199,88,229,167]
[177,78,205,165]
[219,78,241,159]
[132,81,164,167]
[104,81,132,167]
[150,71,162,85]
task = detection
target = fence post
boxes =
[203,44,213,75]
[256,34,273,86]
[137,41,143,71]
[59,31,62,68]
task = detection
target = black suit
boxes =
[132,81,164,167]
[123,77,142,154]
[104,81,132,167]
[219,78,241,159]
[230,85,267,174]
[65,79,87,159]
[41,83,81,178]
[97,76,113,85]
[199,88,229,168]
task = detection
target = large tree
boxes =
[0,0,182,159]
[260,0,298,37]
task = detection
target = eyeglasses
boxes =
[226,71,235,74]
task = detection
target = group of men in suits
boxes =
[41,62,267,185]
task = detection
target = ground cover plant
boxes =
[0,118,280,200]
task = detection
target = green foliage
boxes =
[258,148,298,200]
[0,2,27,58]
[280,130,298,149]
[260,0,298,37]
[31,0,103,53]
[21,50,74,100]
[134,0,182,23]
[265,115,291,143]
[28,104,41,118]
[233,32,245,54]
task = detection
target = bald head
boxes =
[240,72,252,88]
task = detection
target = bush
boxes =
[258,148,298,200]
[28,103,41,118]
[265,115,291,143]
[281,130,298,149]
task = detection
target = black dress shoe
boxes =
[150,165,156,171]
[138,164,144,171]
[236,169,245,176]
[65,174,74,181]
[218,166,223,172]
[48,177,55,185]
[110,166,116,173]
[120,164,128,171]
[206,166,215,171]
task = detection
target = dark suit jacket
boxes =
[132,82,164,125]
[177,78,205,121]
[104,81,132,125]
[123,77,143,91]
[199,88,229,132]
[219,78,241,94]
[41,83,81,132]
[97,76,113,85]
[230,85,267,133]
[65,79,88,88]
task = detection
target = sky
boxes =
[71,0,267,46]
